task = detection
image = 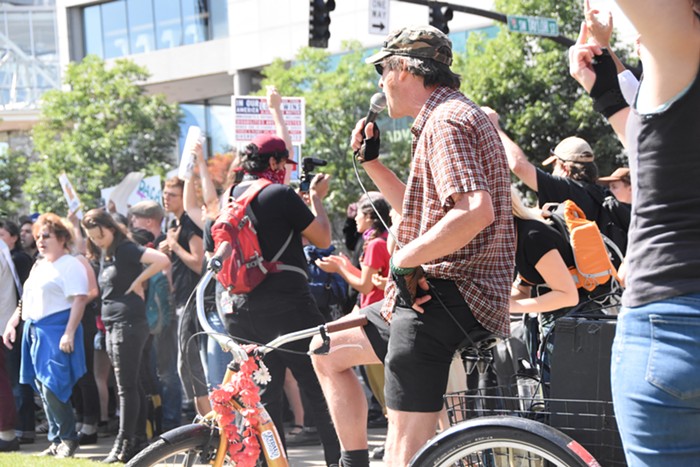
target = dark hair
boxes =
[81,208,129,261]
[0,219,20,238]
[164,176,184,191]
[239,142,288,174]
[130,227,154,246]
[384,55,461,90]
[0,219,20,250]
[358,195,392,260]
[33,213,73,250]
[564,161,599,184]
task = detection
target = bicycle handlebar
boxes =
[195,247,368,364]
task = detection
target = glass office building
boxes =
[0,0,60,110]
[81,0,228,59]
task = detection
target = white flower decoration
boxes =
[252,361,271,386]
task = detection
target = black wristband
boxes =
[590,49,629,119]
[592,88,628,118]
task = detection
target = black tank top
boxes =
[623,66,700,307]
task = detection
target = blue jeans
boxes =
[611,293,700,466]
[37,380,77,444]
[205,309,229,390]
[152,321,182,431]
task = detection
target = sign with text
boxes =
[232,96,305,145]
[59,173,83,219]
[507,15,559,37]
[369,0,389,35]
[101,175,163,216]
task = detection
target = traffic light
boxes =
[429,5,453,34]
[309,0,336,48]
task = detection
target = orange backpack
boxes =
[550,200,621,292]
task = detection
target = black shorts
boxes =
[362,279,482,412]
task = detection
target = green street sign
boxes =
[506,15,559,37]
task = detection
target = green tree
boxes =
[0,145,29,216]
[260,42,411,233]
[454,0,632,177]
[26,55,181,213]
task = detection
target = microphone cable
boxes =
[350,96,484,349]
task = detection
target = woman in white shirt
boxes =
[2,213,89,459]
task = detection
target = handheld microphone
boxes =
[365,92,387,126]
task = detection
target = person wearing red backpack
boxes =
[219,134,341,466]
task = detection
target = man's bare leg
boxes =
[384,409,440,467]
[311,326,381,453]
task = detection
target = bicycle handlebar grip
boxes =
[325,315,368,333]
[209,241,232,272]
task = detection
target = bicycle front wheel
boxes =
[126,423,223,467]
[410,416,597,467]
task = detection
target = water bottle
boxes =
[516,358,544,412]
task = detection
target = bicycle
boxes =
[126,242,367,466]
[409,300,625,467]
[128,242,611,467]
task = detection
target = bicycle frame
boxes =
[194,247,367,467]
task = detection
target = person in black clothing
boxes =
[82,209,170,463]
[483,109,630,258]
[160,177,210,417]
[219,134,341,466]
[510,189,580,381]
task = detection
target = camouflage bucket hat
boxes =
[365,25,453,66]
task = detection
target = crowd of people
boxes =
[0,1,698,466]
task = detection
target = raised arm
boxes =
[615,0,700,108]
[267,86,292,153]
[481,108,538,191]
[350,120,406,213]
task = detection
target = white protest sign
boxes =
[232,96,305,145]
[58,173,83,219]
[101,175,163,215]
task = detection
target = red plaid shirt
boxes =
[381,87,514,337]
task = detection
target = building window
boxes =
[81,0,227,59]
[127,0,155,54]
[101,0,128,59]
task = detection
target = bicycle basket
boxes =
[444,384,626,466]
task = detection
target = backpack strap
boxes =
[234,179,308,280]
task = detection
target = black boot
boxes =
[102,434,124,464]
[118,437,142,464]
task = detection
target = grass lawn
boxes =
[0,453,107,466]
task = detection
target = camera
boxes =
[299,157,328,192]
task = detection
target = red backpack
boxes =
[211,179,306,294]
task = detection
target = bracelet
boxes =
[390,257,415,276]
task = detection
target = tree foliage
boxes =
[26,55,181,213]
[260,42,411,232]
[0,146,29,216]
[454,0,632,177]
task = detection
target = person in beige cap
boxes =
[312,25,514,467]
[598,167,631,204]
[482,107,630,256]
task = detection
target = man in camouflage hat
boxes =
[312,25,514,466]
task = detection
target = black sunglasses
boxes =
[374,63,384,76]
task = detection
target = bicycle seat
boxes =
[457,326,501,354]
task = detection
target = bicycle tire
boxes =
[410,416,598,467]
[126,423,223,467]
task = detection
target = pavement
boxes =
[10,426,388,466]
